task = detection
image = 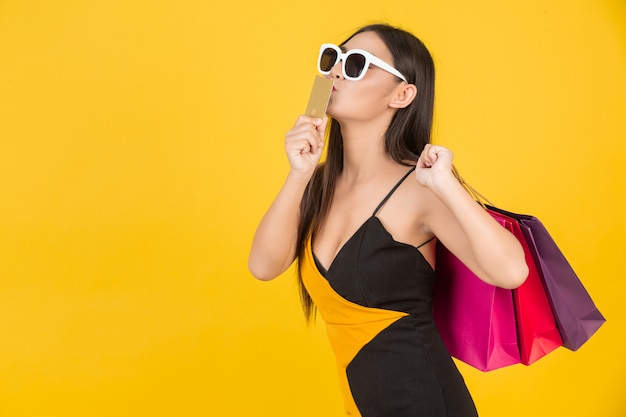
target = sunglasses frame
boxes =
[317,43,408,83]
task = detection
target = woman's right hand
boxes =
[249,115,329,280]
[284,115,328,175]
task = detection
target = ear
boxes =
[389,83,417,109]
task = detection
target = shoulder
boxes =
[393,165,438,211]
[385,166,453,226]
[378,166,430,221]
[374,166,438,246]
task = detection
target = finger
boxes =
[427,147,439,167]
[421,145,454,170]
[286,131,319,154]
[286,138,311,157]
[293,115,324,129]
[315,116,329,148]
[429,146,452,167]
[286,119,324,141]
[287,127,325,154]
[286,125,324,153]
[417,144,434,168]
[316,116,328,132]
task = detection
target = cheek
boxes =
[352,87,390,113]
[326,84,390,118]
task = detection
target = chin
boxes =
[325,104,346,121]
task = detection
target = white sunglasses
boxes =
[317,43,408,83]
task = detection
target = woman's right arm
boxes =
[248,116,328,281]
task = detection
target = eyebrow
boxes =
[340,45,379,58]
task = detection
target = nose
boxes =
[329,60,344,80]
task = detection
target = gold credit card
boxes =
[304,75,333,117]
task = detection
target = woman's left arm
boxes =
[417,144,528,289]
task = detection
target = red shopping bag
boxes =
[488,209,563,365]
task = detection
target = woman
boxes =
[249,23,528,417]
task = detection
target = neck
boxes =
[337,118,398,181]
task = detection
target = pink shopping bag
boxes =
[433,242,521,372]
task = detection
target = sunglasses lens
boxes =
[320,48,338,72]
[345,53,366,79]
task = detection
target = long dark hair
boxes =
[295,24,436,322]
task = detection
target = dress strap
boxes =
[416,235,436,249]
[372,166,416,215]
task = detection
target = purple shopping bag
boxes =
[487,206,606,351]
[433,242,521,372]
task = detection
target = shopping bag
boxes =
[486,206,606,351]
[487,209,563,365]
[433,241,521,372]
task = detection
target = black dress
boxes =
[301,167,478,416]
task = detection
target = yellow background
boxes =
[1,0,624,416]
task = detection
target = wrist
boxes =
[427,169,458,192]
[429,169,479,211]
[287,168,315,185]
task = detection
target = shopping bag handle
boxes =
[451,165,494,208]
